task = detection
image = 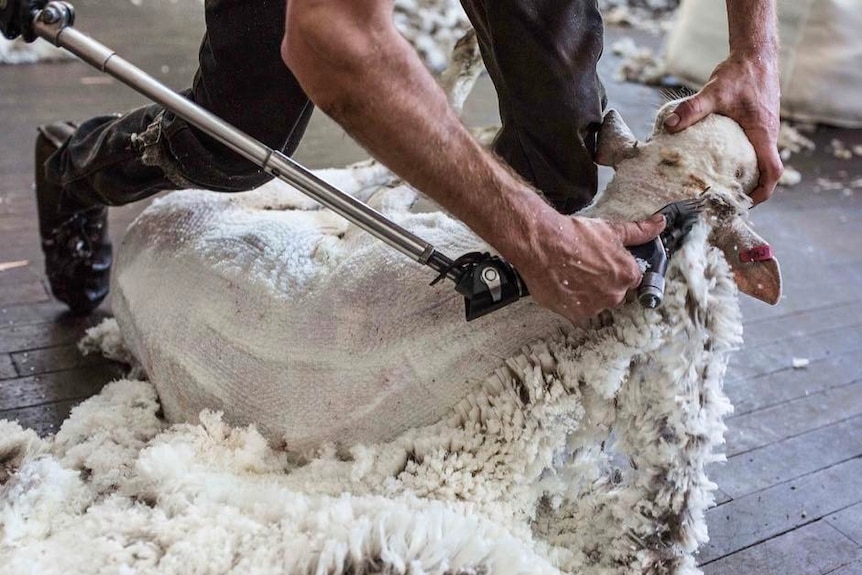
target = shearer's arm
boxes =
[665,0,782,205]
[282,0,664,324]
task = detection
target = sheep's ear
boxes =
[595,109,640,168]
[712,219,782,305]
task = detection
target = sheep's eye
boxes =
[735,167,745,179]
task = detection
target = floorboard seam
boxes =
[725,377,862,425]
[826,517,862,548]
[712,455,862,513]
[726,344,862,386]
[0,394,97,415]
[743,299,862,328]
[743,319,862,350]
[698,518,859,568]
[726,416,862,459]
[10,357,111,378]
[825,559,862,575]
[718,451,862,501]
[0,328,108,355]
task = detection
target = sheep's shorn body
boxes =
[109,100,780,455]
[1,34,781,575]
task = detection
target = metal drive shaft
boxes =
[32,1,458,280]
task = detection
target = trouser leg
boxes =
[43,0,312,208]
[459,0,606,214]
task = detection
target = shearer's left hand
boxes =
[663,51,783,206]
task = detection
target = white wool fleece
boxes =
[0,223,740,575]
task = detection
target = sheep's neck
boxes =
[579,169,688,221]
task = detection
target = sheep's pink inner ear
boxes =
[595,109,640,168]
[712,219,782,305]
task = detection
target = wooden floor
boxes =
[1,4,861,573]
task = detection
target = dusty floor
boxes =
[0,2,861,573]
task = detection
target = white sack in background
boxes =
[665,0,862,128]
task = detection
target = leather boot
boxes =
[35,122,112,314]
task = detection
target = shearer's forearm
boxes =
[725,0,779,56]
[282,1,557,269]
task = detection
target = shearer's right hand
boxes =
[512,213,666,325]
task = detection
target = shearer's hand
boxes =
[513,213,666,325]
[663,52,783,205]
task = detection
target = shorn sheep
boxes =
[0,32,780,575]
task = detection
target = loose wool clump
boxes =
[1,229,739,574]
[79,318,145,379]
[0,37,71,65]
[393,0,471,71]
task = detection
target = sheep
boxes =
[0,30,784,575]
[109,33,779,455]
[0,218,768,575]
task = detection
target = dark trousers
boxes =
[45,0,605,215]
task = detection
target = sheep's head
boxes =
[587,99,782,305]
